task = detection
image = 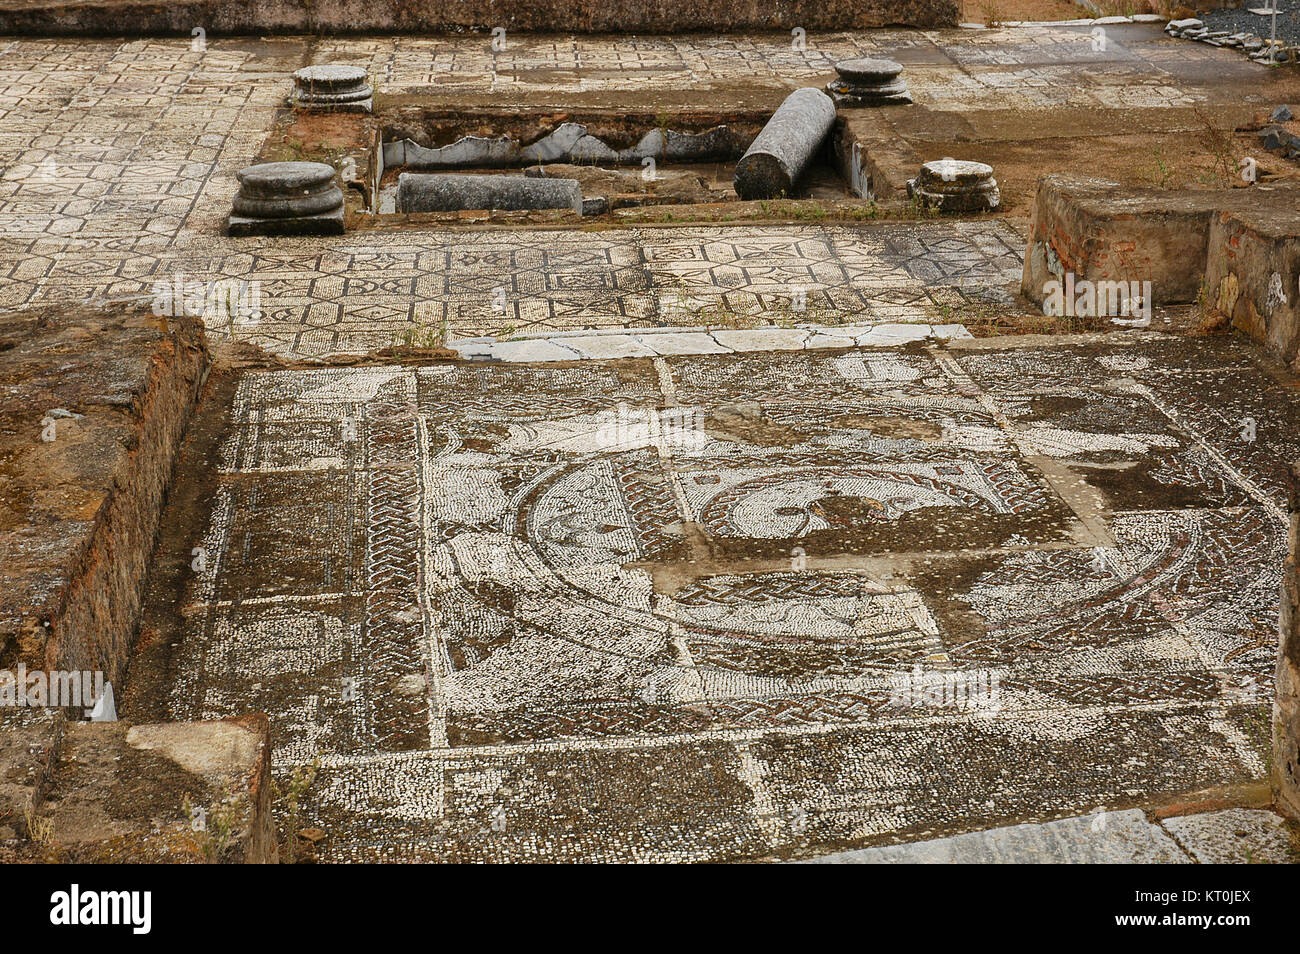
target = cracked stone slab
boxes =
[630,331,733,355]
[803,810,1192,863]
[545,334,662,360]
[709,328,815,352]
[444,324,972,362]
[452,338,582,363]
[1161,809,1295,864]
[854,322,938,345]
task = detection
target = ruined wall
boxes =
[1023,175,1300,368]
[1021,175,1215,309]
[3,711,275,862]
[1205,208,1300,368]
[0,307,209,690]
[1277,464,1300,820]
[0,0,959,36]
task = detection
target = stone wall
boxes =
[0,0,960,35]
[1277,464,1300,820]
[0,306,209,690]
[1022,175,1300,368]
[1021,175,1218,309]
[1205,207,1300,368]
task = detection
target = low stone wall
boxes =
[1022,175,1300,367]
[834,113,919,202]
[0,306,209,690]
[0,0,959,35]
[1206,207,1300,367]
[1021,175,1219,308]
[1278,464,1300,821]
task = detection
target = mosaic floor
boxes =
[0,23,1277,359]
[313,24,1252,108]
[151,334,1297,861]
[7,22,1297,861]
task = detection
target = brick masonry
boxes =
[1023,175,1300,368]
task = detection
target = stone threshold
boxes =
[446,321,972,363]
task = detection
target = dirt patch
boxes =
[1071,457,1228,510]
[910,552,1000,646]
[704,402,806,446]
[734,501,1077,559]
[459,422,513,453]
[37,716,274,863]
[269,110,372,162]
[853,414,944,440]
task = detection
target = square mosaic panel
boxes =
[154,337,1294,859]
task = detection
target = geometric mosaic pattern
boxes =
[11,211,1026,358]
[174,223,1023,356]
[312,24,1243,108]
[0,26,1270,360]
[6,24,1291,860]
[155,335,1296,861]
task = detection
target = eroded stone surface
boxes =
[0,306,208,685]
[1024,175,1300,366]
[38,716,275,863]
[827,57,912,107]
[229,161,345,237]
[0,0,961,36]
[397,173,584,214]
[1277,463,1300,818]
[1161,808,1296,863]
[292,64,372,111]
[0,708,63,846]
[909,159,1000,213]
[0,27,1287,359]
[734,88,837,200]
[444,323,970,363]
[6,24,1300,864]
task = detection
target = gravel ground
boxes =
[1202,5,1300,46]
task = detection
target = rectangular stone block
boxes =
[1205,206,1300,367]
[1020,175,1219,309]
[1023,175,1300,367]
